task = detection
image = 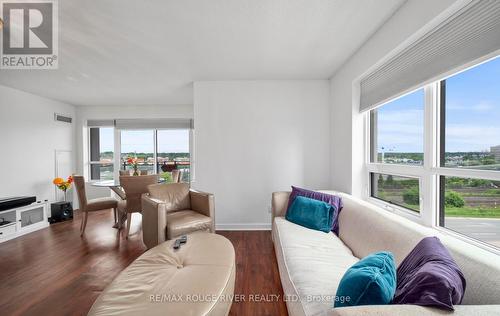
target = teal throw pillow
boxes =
[285,196,334,233]
[334,251,396,308]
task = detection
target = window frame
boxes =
[87,125,193,183]
[364,55,500,253]
[88,126,115,181]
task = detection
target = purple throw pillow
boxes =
[286,186,343,235]
[393,237,466,310]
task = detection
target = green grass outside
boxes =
[445,207,500,218]
[460,191,500,197]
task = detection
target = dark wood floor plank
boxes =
[0,210,288,316]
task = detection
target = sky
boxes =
[377,56,500,153]
[99,128,189,153]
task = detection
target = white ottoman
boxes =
[88,232,236,316]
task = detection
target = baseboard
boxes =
[216,223,272,231]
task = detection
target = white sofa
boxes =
[272,191,500,316]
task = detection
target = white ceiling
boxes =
[0,0,405,106]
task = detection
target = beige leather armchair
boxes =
[141,183,215,249]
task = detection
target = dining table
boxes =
[91,177,166,199]
[91,179,123,195]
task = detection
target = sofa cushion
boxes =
[287,186,343,235]
[335,251,396,308]
[393,237,466,310]
[273,217,359,315]
[148,183,191,211]
[286,196,334,233]
[166,210,212,239]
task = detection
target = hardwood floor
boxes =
[219,231,288,316]
[0,210,288,316]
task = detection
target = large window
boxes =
[88,124,192,182]
[367,56,500,249]
[89,127,114,180]
[370,89,424,165]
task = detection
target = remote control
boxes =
[173,239,181,250]
[179,235,187,244]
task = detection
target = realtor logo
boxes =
[1,0,58,69]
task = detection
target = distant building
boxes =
[491,145,500,163]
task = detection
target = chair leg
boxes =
[113,208,117,224]
[80,210,84,231]
[80,211,89,236]
[125,213,132,239]
[117,210,124,229]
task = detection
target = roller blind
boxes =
[87,119,114,127]
[359,0,500,112]
[114,118,193,130]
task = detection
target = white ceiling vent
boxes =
[54,113,73,124]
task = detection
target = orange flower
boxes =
[53,177,64,185]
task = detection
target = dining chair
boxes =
[171,169,182,183]
[73,175,118,236]
[117,174,159,239]
[120,170,148,176]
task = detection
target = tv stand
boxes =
[0,202,49,243]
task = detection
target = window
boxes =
[440,176,500,247]
[89,127,114,180]
[157,130,191,182]
[370,89,424,165]
[367,55,500,249]
[120,130,155,175]
[87,121,192,182]
[118,129,191,181]
[371,173,420,212]
[442,57,500,171]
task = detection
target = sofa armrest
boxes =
[329,304,500,315]
[189,190,215,232]
[272,191,291,221]
[141,194,168,249]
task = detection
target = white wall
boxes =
[329,0,458,196]
[0,85,75,202]
[74,104,193,202]
[194,80,330,229]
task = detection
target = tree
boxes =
[445,191,465,208]
[403,187,419,205]
[378,174,384,186]
[160,172,173,183]
[469,178,489,187]
[386,175,394,185]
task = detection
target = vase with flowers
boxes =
[127,157,139,176]
[53,176,74,202]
